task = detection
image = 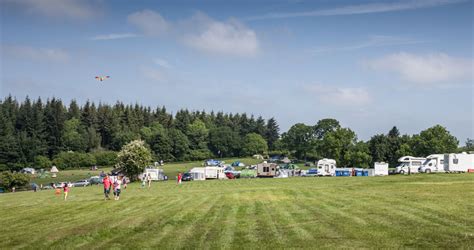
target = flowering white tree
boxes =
[117,140,152,181]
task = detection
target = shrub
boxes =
[53,152,97,169]
[34,156,52,169]
[92,151,118,166]
[117,140,152,181]
[0,172,30,191]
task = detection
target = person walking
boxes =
[114,176,123,201]
[177,172,182,185]
[63,183,69,201]
[103,175,112,200]
[141,174,147,189]
[147,173,152,189]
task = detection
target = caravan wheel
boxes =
[425,169,431,174]
[399,170,405,175]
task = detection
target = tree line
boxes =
[0,96,472,170]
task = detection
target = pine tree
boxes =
[265,118,280,150]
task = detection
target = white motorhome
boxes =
[396,156,426,174]
[316,159,336,176]
[374,162,389,176]
[443,153,474,173]
[204,166,226,179]
[419,154,445,173]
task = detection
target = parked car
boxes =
[303,168,318,177]
[181,172,193,181]
[72,180,90,187]
[89,176,103,185]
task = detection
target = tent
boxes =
[281,157,291,164]
[50,166,59,178]
[50,166,59,173]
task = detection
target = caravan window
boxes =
[453,159,459,164]
[440,160,444,164]
[413,162,422,166]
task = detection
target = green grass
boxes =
[1,174,473,248]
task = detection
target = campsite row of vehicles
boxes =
[395,152,474,174]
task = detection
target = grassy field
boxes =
[1,173,473,249]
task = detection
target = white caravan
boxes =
[419,154,445,173]
[443,153,474,173]
[142,168,166,181]
[189,168,206,181]
[204,166,226,179]
[396,156,426,174]
[374,162,389,176]
[316,159,336,176]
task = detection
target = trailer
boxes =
[419,154,445,173]
[204,166,226,179]
[396,156,426,174]
[443,153,474,173]
[257,163,277,177]
[374,162,389,176]
[189,168,206,181]
[142,168,166,181]
[316,159,336,176]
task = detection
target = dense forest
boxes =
[0,96,472,171]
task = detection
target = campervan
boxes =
[316,159,336,176]
[204,166,226,179]
[396,156,425,174]
[419,154,445,173]
[443,153,474,173]
[257,163,277,177]
[374,162,389,176]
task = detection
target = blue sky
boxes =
[1,0,473,143]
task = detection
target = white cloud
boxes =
[127,10,259,57]
[154,58,172,69]
[3,0,98,19]
[3,45,70,63]
[246,0,466,20]
[182,13,259,57]
[128,10,169,36]
[366,52,473,84]
[311,35,424,54]
[304,84,372,106]
[90,33,137,41]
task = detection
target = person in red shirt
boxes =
[177,172,182,185]
[103,175,113,200]
[63,183,69,201]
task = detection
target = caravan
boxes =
[143,168,166,181]
[374,162,389,176]
[316,159,336,176]
[419,154,445,173]
[257,163,278,177]
[396,156,426,174]
[204,166,226,179]
[443,153,474,173]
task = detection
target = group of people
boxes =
[102,175,124,200]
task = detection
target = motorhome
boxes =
[396,156,426,174]
[374,162,389,176]
[419,154,445,173]
[257,163,278,177]
[443,153,474,173]
[316,159,336,176]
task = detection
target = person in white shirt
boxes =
[114,176,123,201]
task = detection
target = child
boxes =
[103,175,112,200]
[63,183,69,201]
[141,174,147,188]
[177,172,182,185]
[114,176,123,201]
[147,173,152,188]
